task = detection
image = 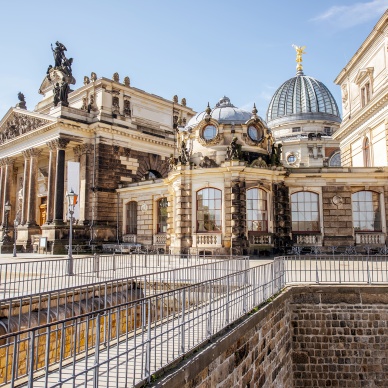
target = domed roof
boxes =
[266,71,341,126]
[186,96,253,129]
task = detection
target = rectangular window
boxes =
[126,202,137,234]
[323,127,332,135]
[292,127,301,133]
[365,82,370,103]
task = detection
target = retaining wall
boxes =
[154,286,388,388]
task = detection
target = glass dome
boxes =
[266,73,341,126]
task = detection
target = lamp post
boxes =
[13,219,18,257]
[2,201,11,243]
[66,189,78,275]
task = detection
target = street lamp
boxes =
[2,201,11,243]
[66,189,78,275]
[13,219,18,257]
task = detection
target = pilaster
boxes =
[26,149,42,226]
[53,139,69,224]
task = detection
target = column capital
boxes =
[73,143,93,158]
[0,157,15,166]
[47,138,70,151]
[23,148,42,158]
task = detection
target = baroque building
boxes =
[0,10,388,255]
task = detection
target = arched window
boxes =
[196,188,222,232]
[352,191,381,231]
[363,137,371,167]
[246,188,268,232]
[291,192,320,232]
[157,198,168,233]
[126,201,137,234]
[329,151,341,167]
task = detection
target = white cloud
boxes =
[312,0,388,29]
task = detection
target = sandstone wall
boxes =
[155,286,388,388]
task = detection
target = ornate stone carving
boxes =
[112,96,120,114]
[168,154,177,171]
[124,76,130,87]
[250,156,267,168]
[90,72,97,82]
[226,137,241,161]
[16,92,27,110]
[173,95,178,103]
[84,76,90,85]
[0,157,15,166]
[0,113,50,145]
[197,132,224,146]
[27,148,42,158]
[73,143,94,157]
[199,156,218,168]
[81,96,88,111]
[113,72,119,82]
[48,139,69,150]
[181,98,186,106]
[178,140,189,165]
[51,41,73,77]
[124,100,131,117]
[89,94,98,112]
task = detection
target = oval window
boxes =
[202,125,217,141]
[248,125,263,142]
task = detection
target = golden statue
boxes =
[292,44,306,72]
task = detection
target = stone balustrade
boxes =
[123,234,137,243]
[294,233,322,245]
[154,233,167,245]
[249,234,273,245]
[355,232,386,245]
[194,233,222,247]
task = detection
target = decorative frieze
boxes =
[0,113,50,145]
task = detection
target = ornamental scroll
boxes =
[0,113,50,145]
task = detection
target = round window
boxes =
[202,125,217,141]
[287,154,296,164]
[248,125,263,142]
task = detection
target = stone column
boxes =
[74,144,93,224]
[21,151,30,226]
[1,158,15,225]
[53,139,69,224]
[27,149,42,226]
[0,162,5,225]
[46,141,57,224]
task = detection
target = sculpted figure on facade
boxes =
[53,83,60,106]
[16,92,27,110]
[0,113,49,145]
[250,156,267,168]
[199,156,218,168]
[226,137,241,160]
[84,76,90,85]
[113,72,119,82]
[124,100,131,117]
[59,78,70,107]
[81,96,88,111]
[90,72,97,82]
[51,41,73,76]
[178,140,189,165]
[124,76,130,87]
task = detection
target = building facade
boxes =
[0,11,388,255]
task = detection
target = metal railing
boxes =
[0,260,282,387]
[284,254,388,284]
[2,254,388,387]
[0,257,248,333]
[0,253,232,299]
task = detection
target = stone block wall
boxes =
[155,286,388,388]
[155,290,293,387]
[291,286,388,388]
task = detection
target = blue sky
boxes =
[0,0,387,119]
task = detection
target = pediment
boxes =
[0,110,55,145]
[354,67,374,85]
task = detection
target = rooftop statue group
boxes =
[46,41,74,107]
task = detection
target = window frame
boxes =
[157,197,168,234]
[291,191,320,233]
[246,188,268,233]
[125,201,138,235]
[196,188,222,233]
[352,190,382,232]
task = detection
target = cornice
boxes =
[335,10,388,84]
[333,91,388,141]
